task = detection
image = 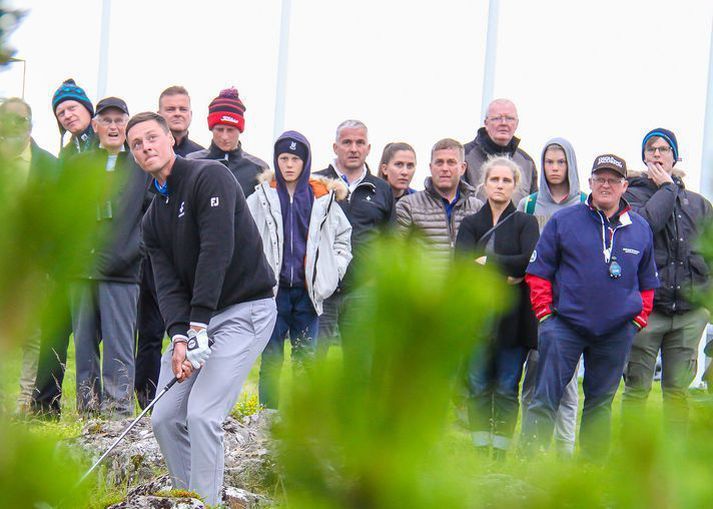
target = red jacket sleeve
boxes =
[525,273,554,321]
[633,289,655,329]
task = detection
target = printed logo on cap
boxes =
[597,155,623,168]
[220,115,239,124]
[290,141,297,151]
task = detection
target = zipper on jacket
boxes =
[262,186,281,250]
[289,194,294,286]
[671,209,679,311]
[311,192,335,299]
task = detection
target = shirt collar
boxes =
[333,160,367,191]
[18,140,32,164]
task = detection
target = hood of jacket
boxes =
[273,130,312,191]
[627,166,687,182]
[258,169,348,201]
[537,137,582,207]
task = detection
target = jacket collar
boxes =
[480,199,516,224]
[424,177,475,204]
[207,140,243,160]
[474,126,520,157]
[149,155,188,195]
[587,195,632,225]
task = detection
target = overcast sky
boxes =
[2,0,712,193]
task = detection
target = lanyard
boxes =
[599,213,617,264]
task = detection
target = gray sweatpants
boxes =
[17,328,42,412]
[70,280,139,417]
[521,348,579,454]
[151,297,276,506]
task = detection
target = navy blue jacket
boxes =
[527,200,659,336]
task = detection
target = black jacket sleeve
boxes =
[455,215,479,255]
[625,181,678,234]
[491,215,540,277]
[143,207,192,339]
[188,165,238,324]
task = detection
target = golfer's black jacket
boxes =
[142,156,274,339]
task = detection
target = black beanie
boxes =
[275,137,308,163]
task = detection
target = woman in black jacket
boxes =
[455,155,539,459]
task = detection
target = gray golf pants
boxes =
[521,348,579,453]
[70,280,139,417]
[151,297,276,506]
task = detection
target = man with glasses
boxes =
[521,154,658,459]
[464,98,538,204]
[67,97,150,417]
[0,98,58,414]
[622,128,713,432]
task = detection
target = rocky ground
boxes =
[63,410,278,508]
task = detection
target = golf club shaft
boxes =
[77,376,178,485]
[77,336,213,486]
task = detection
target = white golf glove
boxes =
[186,328,212,369]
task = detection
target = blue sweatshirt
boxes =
[527,200,659,336]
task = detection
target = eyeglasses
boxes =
[0,115,30,128]
[644,146,672,155]
[591,176,625,186]
[487,115,518,124]
[95,116,128,127]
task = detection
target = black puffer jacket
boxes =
[186,142,268,197]
[625,169,713,315]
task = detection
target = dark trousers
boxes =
[31,300,72,417]
[467,343,529,450]
[134,258,165,409]
[259,286,319,409]
[522,316,637,458]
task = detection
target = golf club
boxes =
[77,338,213,486]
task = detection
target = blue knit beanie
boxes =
[52,79,94,130]
[642,128,678,166]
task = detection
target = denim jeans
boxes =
[467,343,529,450]
[522,316,637,459]
[259,286,319,409]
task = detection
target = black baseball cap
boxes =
[591,153,627,178]
[95,97,129,116]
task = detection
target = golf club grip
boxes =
[164,337,214,388]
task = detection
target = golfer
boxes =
[126,112,276,505]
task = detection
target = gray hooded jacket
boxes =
[517,137,586,231]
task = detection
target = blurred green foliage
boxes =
[274,236,508,508]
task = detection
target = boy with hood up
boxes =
[247,131,352,409]
[517,138,586,455]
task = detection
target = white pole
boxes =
[700,16,713,199]
[480,0,500,121]
[96,0,112,99]
[273,0,292,141]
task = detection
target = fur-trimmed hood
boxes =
[257,169,348,201]
[627,167,687,180]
